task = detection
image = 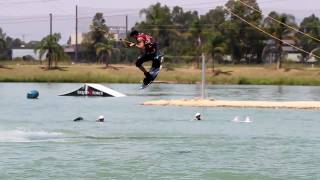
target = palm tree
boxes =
[95,40,119,68]
[204,31,226,72]
[95,42,112,68]
[36,33,66,69]
[263,11,297,69]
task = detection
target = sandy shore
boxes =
[143,99,320,109]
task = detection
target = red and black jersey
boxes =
[137,33,153,44]
[137,33,156,53]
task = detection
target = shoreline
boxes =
[1,64,320,85]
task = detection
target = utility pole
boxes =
[49,13,53,69]
[50,13,52,36]
[125,15,128,37]
[75,5,78,62]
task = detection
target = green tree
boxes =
[83,12,113,62]
[90,13,109,44]
[36,33,66,69]
[95,39,119,68]
[298,14,320,61]
[135,3,203,66]
[0,28,26,61]
[201,6,227,71]
[171,6,198,31]
[0,28,8,60]
[263,11,297,69]
[225,0,263,63]
[137,3,173,51]
[0,38,6,60]
[219,20,241,63]
[6,37,24,48]
[204,31,227,72]
[189,19,204,68]
[170,6,199,56]
[200,6,226,31]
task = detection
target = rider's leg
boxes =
[151,52,163,69]
[138,65,148,74]
[136,54,152,79]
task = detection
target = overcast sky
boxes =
[0,0,319,43]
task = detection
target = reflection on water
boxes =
[207,85,320,101]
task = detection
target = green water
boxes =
[0,83,320,179]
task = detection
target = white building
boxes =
[68,33,84,46]
[284,53,302,63]
[109,26,126,41]
[12,49,45,60]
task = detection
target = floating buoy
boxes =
[27,90,39,99]
[96,115,104,122]
[194,112,201,120]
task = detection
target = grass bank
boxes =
[1,62,320,85]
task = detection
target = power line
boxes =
[0,0,304,24]
[0,7,142,22]
[0,0,59,5]
[225,7,320,59]
[0,14,132,25]
[259,0,291,4]
[237,0,320,43]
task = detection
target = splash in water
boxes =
[0,129,65,142]
[232,116,252,123]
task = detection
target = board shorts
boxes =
[135,52,156,67]
[135,43,160,68]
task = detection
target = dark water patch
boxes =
[176,150,192,154]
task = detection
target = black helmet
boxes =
[130,30,139,37]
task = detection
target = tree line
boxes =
[85,0,320,69]
[133,0,320,69]
[0,28,28,60]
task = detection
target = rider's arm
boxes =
[130,37,145,49]
[135,41,145,49]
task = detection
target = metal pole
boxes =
[125,15,128,37]
[201,53,206,99]
[50,13,52,36]
[75,5,78,61]
[49,13,52,69]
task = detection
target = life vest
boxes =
[137,33,156,53]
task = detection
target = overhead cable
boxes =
[225,7,320,59]
[237,0,320,43]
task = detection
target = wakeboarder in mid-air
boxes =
[127,30,163,89]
